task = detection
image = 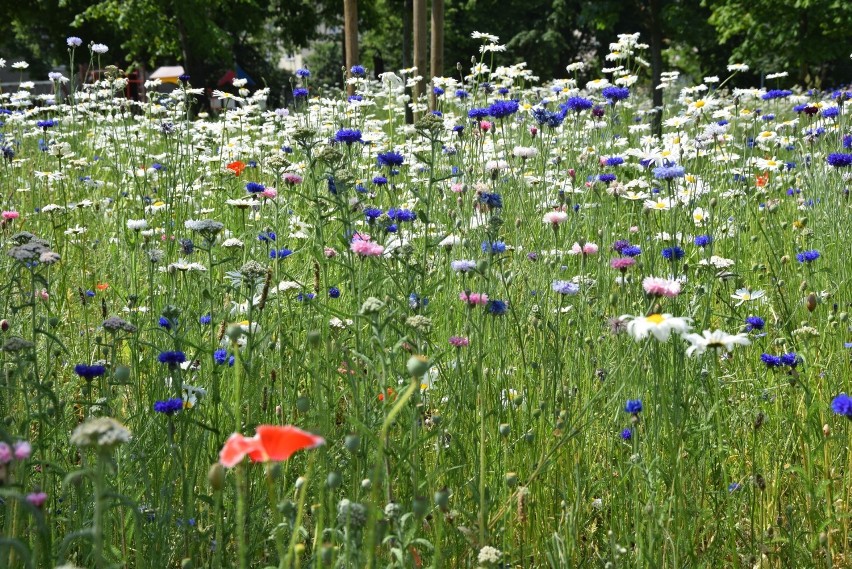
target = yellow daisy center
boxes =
[646,314,665,324]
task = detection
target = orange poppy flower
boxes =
[226,160,246,176]
[756,172,769,187]
[219,425,325,468]
[96,283,109,291]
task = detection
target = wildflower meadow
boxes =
[3,32,852,568]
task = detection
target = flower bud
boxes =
[406,355,430,378]
[208,463,225,492]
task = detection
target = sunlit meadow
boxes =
[1,32,852,568]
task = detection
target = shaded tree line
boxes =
[1,0,849,101]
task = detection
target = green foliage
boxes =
[705,0,852,85]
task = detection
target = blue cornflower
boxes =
[481,240,507,254]
[552,280,579,295]
[296,293,315,302]
[479,192,503,208]
[653,165,686,179]
[622,245,642,257]
[74,364,106,380]
[486,299,508,315]
[327,177,338,194]
[745,316,765,331]
[386,224,398,233]
[158,351,187,365]
[497,87,510,95]
[200,314,212,325]
[158,317,172,329]
[761,353,782,367]
[154,398,184,415]
[364,207,383,221]
[387,208,416,222]
[661,246,685,260]
[455,89,469,99]
[827,153,852,167]
[488,99,519,119]
[179,238,194,255]
[728,482,741,492]
[780,353,799,367]
[377,151,405,168]
[531,107,565,128]
[561,96,594,113]
[258,231,276,242]
[347,94,363,102]
[843,135,852,149]
[408,293,428,309]
[85,290,96,298]
[292,87,308,98]
[213,349,228,365]
[452,125,465,134]
[270,248,292,260]
[468,107,490,120]
[605,157,624,166]
[624,399,643,414]
[295,68,311,78]
[597,173,617,183]
[694,235,712,247]
[372,175,388,186]
[37,120,58,130]
[620,428,632,441]
[602,86,630,102]
[822,107,839,119]
[334,129,363,144]
[245,182,265,194]
[831,393,852,417]
[762,89,792,100]
[350,65,366,76]
[328,287,340,298]
[796,250,820,263]
[433,86,445,96]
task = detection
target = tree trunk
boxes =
[402,0,414,124]
[412,0,428,115]
[430,0,444,110]
[344,0,359,95]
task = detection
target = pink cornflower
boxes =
[629,226,640,233]
[283,174,303,185]
[459,291,489,306]
[0,442,11,464]
[610,257,636,271]
[260,188,278,199]
[351,240,384,257]
[642,276,681,297]
[569,242,599,255]
[449,336,470,347]
[324,247,338,258]
[26,492,47,508]
[451,183,465,193]
[479,121,492,132]
[542,211,568,226]
[2,211,19,220]
[13,441,31,460]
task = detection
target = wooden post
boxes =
[412,0,427,112]
[402,0,414,124]
[344,0,359,95]
[430,0,444,110]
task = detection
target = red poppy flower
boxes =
[226,160,246,176]
[219,425,325,468]
[755,172,769,187]
[96,283,109,291]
